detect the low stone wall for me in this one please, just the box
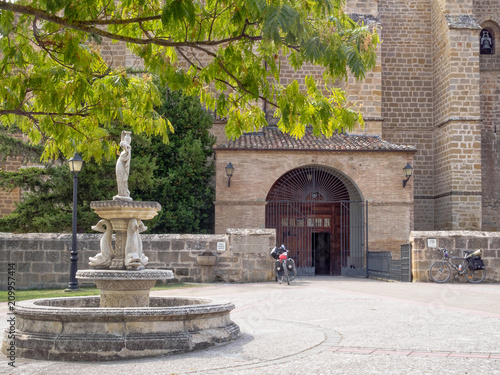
[0,228,276,290]
[410,231,500,282]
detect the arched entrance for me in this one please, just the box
[265,166,367,277]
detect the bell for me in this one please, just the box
[481,40,492,51]
[480,30,493,53]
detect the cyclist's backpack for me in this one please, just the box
[468,256,485,271]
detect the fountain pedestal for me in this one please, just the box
[76,270,173,307]
[90,200,161,270]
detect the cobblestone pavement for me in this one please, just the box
[2,277,500,374]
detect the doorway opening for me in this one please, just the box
[313,232,331,275]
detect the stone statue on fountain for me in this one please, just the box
[89,131,159,270]
[114,130,132,201]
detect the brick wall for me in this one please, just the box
[0,228,276,290]
[410,231,500,282]
[0,159,21,216]
[434,121,482,229]
[480,68,500,230]
[431,0,482,230]
[443,0,474,15]
[0,132,25,216]
[379,0,435,230]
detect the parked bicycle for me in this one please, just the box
[270,244,297,285]
[429,248,486,283]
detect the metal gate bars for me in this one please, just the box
[265,200,367,277]
[265,166,367,277]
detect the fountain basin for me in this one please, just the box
[90,200,161,221]
[5,296,240,361]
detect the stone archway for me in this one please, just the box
[265,165,366,276]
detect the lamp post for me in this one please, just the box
[67,152,84,291]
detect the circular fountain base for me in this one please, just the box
[4,296,240,361]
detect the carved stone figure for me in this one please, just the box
[114,131,132,201]
[88,132,159,270]
[89,219,114,267]
[124,218,149,270]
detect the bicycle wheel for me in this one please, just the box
[429,261,451,283]
[286,259,297,281]
[283,261,290,285]
[465,261,486,283]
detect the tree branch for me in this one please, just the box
[0,109,90,117]
[0,2,261,48]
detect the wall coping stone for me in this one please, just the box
[410,231,500,239]
[226,228,275,235]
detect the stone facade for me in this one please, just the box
[0,229,276,290]
[410,231,500,282]
[215,149,415,254]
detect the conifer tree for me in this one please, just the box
[0,90,215,234]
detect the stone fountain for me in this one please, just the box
[2,131,239,361]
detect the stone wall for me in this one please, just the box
[410,231,500,282]
[475,5,500,231]
[379,0,435,231]
[431,1,483,230]
[0,229,276,290]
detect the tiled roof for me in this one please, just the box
[215,127,417,152]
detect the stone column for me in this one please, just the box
[108,218,129,269]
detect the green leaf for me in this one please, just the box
[162,0,196,27]
[262,4,298,44]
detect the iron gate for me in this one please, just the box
[265,166,367,277]
[340,201,367,277]
[265,200,367,277]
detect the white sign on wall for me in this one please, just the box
[217,242,226,251]
[427,238,437,248]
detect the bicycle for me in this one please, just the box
[429,248,486,283]
[270,244,297,285]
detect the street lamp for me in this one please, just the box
[403,163,413,188]
[225,162,234,187]
[67,152,84,291]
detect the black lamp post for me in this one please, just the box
[225,162,234,187]
[67,152,84,291]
